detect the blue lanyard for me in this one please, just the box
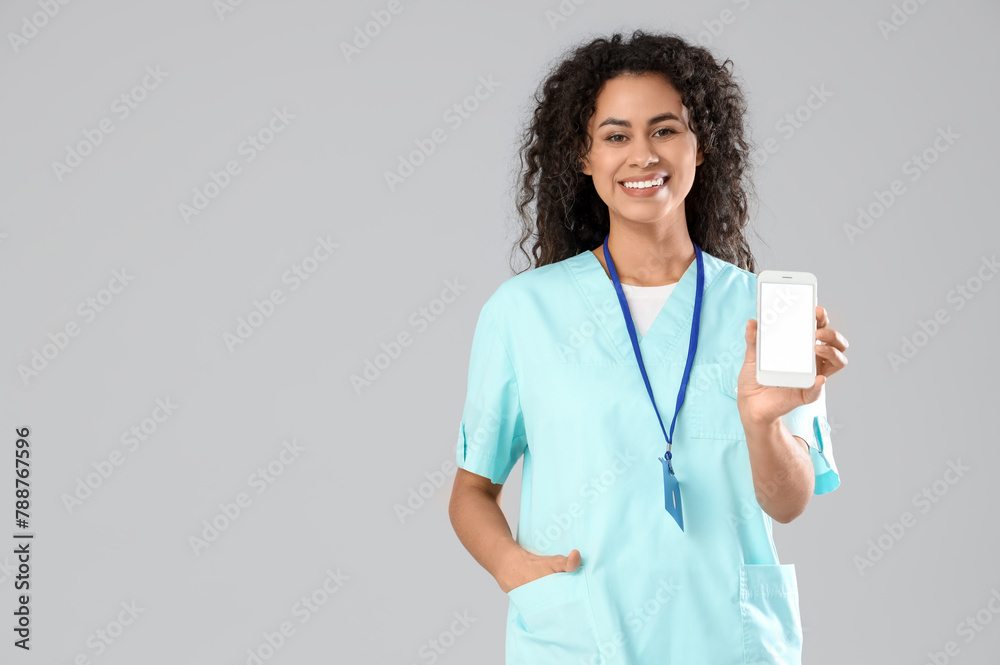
[603,234,704,530]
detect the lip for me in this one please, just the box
[618,174,669,197]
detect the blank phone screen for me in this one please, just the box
[759,282,813,373]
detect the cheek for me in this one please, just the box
[588,150,615,175]
[593,179,615,204]
[587,157,617,190]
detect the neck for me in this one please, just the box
[592,220,695,286]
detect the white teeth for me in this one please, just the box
[622,177,665,189]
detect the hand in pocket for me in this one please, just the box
[499,547,582,594]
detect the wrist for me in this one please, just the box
[737,396,776,427]
[494,540,529,591]
[739,404,781,433]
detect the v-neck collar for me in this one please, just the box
[565,246,723,364]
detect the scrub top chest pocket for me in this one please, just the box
[685,363,745,440]
[505,567,606,664]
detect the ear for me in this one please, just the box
[580,154,591,176]
[695,145,704,167]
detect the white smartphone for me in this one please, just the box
[756,270,817,388]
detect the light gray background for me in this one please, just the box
[1,0,998,663]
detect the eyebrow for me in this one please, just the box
[597,112,682,129]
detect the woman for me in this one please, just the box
[448,30,848,664]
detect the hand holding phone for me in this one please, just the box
[755,270,817,388]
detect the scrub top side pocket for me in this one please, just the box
[739,563,803,665]
[506,567,606,664]
[455,299,527,486]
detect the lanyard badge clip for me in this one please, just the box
[659,452,683,531]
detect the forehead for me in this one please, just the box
[591,73,688,120]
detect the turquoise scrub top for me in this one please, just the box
[455,247,841,665]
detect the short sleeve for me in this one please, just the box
[454,299,526,486]
[780,384,840,495]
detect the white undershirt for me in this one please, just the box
[621,282,677,339]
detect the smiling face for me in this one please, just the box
[580,72,704,231]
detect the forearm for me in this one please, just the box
[741,416,814,523]
[449,485,524,588]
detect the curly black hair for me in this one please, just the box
[509,29,761,274]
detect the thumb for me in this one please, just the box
[555,549,582,573]
[804,374,826,403]
[744,319,757,365]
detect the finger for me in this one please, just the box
[815,343,848,376]
[817,343,848,367]
[816,305,828,330]
[816,327,849,352]
[562,549,582,573]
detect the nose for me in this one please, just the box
[628,135,658,168]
